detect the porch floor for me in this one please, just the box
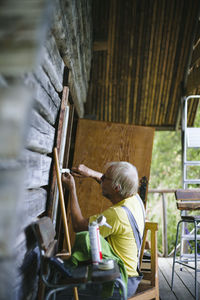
[158,257,200,300]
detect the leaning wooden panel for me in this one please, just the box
[69,119,154,241]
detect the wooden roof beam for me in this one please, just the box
[93,40,108,51]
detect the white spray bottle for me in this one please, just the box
[88,215,112,265]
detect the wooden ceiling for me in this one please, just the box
[85,0,200,130]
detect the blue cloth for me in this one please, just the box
[122,204,145,297]
[122,205,142,268]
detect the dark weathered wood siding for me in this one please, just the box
[0,1,92,299]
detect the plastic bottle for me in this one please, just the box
[89,215,111,265]
[88,221,102,264]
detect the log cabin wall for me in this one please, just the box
[0,1,92,300]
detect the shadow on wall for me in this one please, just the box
[19,226,40,300]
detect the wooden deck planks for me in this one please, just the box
[158,258,195,299]
[158,268,177,300]
[168,257,200,298]
[186,260,200,284]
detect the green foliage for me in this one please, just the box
[147,105,200,255]
[146,131,183,254]
[146,191,181,254]
[149,131,182,189]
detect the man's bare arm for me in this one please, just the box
[62,173,89,232]
[71,164,103,184]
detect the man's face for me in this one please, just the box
[101,167,115,202]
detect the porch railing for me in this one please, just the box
[148,189,176,257]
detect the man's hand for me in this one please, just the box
[71,164,103,184]
[62,173,75,190]
[71,164,91,178]
[62,171,89,232]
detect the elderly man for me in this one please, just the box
[62,162,145,299]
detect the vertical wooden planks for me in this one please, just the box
[68,119,155,242]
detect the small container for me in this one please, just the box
[98,259,114,270]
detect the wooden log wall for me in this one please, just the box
[5,36,64,300]
[52,0,93,117]
[0,1,92,299]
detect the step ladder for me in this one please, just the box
[181,95,200,259]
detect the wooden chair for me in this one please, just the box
[129,221,159,300]
[175,189,200,211]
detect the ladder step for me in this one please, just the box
[186,128,200,148]
[184,161,200,166]
[183,179,200,184]
[182,234,200,240]
[180,253,200,259]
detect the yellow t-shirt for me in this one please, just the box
[89,194,145,277]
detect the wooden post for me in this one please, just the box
[49,86,70,222]
[162,193,168,257]
[54,147,71,256]
[54,147,79,300]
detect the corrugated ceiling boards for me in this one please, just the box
[85,0,200,130]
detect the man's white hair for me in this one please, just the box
[106,161,139,198]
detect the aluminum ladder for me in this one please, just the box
[181,95,200,259]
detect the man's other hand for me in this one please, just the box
[62,173,75,190]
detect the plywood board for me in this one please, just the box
[68,119,154,242]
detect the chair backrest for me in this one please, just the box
[139,176,148,208]
[129,221,159,300]
[32,217,58,257]
[175,189,200,211]
[139,222,158,285]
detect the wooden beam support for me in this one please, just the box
[93,40,108,51]
[186,66,200,93]
[48,86,70,220]
[191,40,200,67]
